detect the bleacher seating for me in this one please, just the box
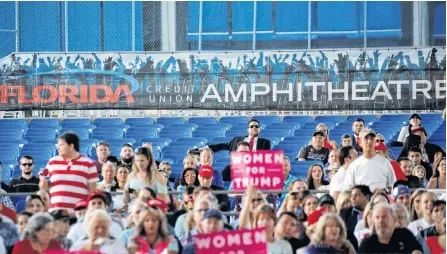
[432,1,446,41]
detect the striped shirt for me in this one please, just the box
[45,155,98,212]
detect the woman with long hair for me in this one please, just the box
[303,213,356,253]
[129,202,179,254]
[25,195,46,214]
[70,209,127,253]
[408,192,437,235]
[238,186,268,229]
[173,156,198,189]
[123,147,168,205]
[335,190,351,213]
[253,204,293,254]
[398,114,422,143]
[410,189,426,221]
[12,213,61,253]
[176,168,199,200]
[354,202,375,245]
[299,194,319,225]
[306,164,329,190]
[428,157,446,189]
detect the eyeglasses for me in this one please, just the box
[185,174,196,178]
[377,139,385,142]
[21,163,33,167]
[249,125,260,129]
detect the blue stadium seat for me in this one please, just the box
[0,119,27,128]
[432,2,446,40]
[93,118,124,126]
[125,118,154,126]
[125,131,157,140]
[346,115,377,125]
[314,115,345,124]
[212,137,234,143]
[275,1,317,41]
[168,123,199,132]
[188,117,217,126]
[106,138,136,146]
[187,1,229,41]
[232,1,273,41]
[267,122,301,132]
[196,125,228,132]
[16,200,26,213]
[29,119,59,127]
[220,116,248,125]
[359,2,402,40]
[60,119,91,127]
[252,116,281,125]
[315,2,360,40]
[157,117,186,125]
[283,116,313,123]
[60,128,90,140]
[139,138,172,147]
[176,137,208,146]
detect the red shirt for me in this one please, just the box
[426,236,445,254]
[323,140,333,150]
[12,239,61,254]
[390,160,407,181]
[0,204,16,223]
[45,155,99,213]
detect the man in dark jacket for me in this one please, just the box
[208,120,271,152]
[197,165,230,211]
[339,185,372,233]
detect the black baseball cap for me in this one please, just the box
[50,209,70,221]
[318,194,335,206]
[313,131,325,137]
[409,114,422,120]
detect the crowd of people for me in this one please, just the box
[0,113,444,254]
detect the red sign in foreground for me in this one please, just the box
[194,227,267,254]
[230,150,284,191]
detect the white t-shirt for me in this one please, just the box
[343,155,396,192]
[408,218,434,235]
[70,238,128,254]
[67,218,124,244]
[268,239,293,254]
[329,166,347,195]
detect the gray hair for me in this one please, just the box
[21,212,53,241]
[391,203,410,225]
[195,194,219,210]
[84,209,112,238]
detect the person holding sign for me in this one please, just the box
[237,186,267,229]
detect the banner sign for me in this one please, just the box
[0,48,445,110]
[194,227,267,254]
[231,151,284,191]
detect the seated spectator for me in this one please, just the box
[359,203,423,253]
[410,189,426,221]
[282,156,297,192]
[97,163,117,191]
[9,156,40,193]
[25,195,45,214]
[94,141,111,177]
[173,156,198,189]
[299,194,318,226]
[17,211,32,236]
[50,209,72,250]
[392,203,411,228]
[341,134,353,148]
[343,128,396,192]
[335,190,351,213]
[413,165,428,187]
[288,179,308,193]
[351,118,365,152]
[418,200,446,241]
[118,201,146,249]
[428,157,446,189]
[35,190,50,212]
[425,213,446,254]
[370,191,391,205]
[375,142,406,181]
[70,209,127,253]
[252,204,293,254]
[393,185,411,209]
[175,168,199,200]
[306,164,329,190]
[411,126,446,164]
[236,186,267,229]
[123,147,168,206]
[197,165,230,211]
[297,207,326,248]
[397,157,423,188]
[315,123,337,150]
[339,185,371,233]
[408,192,437,235]
[330,146,357,200]
[221,141,250,181]
[317,194,336,213]
[353,202,374,245]
[275,212,307,253]
[324,149,340,181]
[182,209,225,254]
[277,192,302,217]
[198,148,222,187]
[0,188,14,211]
[111,165,130,212]
[397,113,422,143]
[297,131,330,164]
[120,143,134,168]
[158,161,172,181]
[128,199,179,254]
[12,213,61,254]
[376,134,395,160]
[67,192,124,244]
[73,200,87,221]
[168,186,195,227]
[402,138,433,179]
[301,213,356,254]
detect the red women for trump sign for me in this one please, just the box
[230,150,284,191]
[194,227,267,254]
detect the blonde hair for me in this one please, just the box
[134,206,169,242]
[84,209,112,238]
[183,156,197,167]
[412,165,426,179]
[253,204,277,227]
[335,190,351,213]
[311,213,350,249]
[363,202,374,228]
[199,148,214,164]
[184,194,218,233]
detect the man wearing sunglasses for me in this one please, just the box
[9,155,40,193]
[205,120,271,153]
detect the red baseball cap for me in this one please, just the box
[147,198,169,213]
[307,207,326,226]
[198,165,214,178]
[374,142,388,152]
[74,200,87,210]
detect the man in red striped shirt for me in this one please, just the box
[39,133,98,213]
